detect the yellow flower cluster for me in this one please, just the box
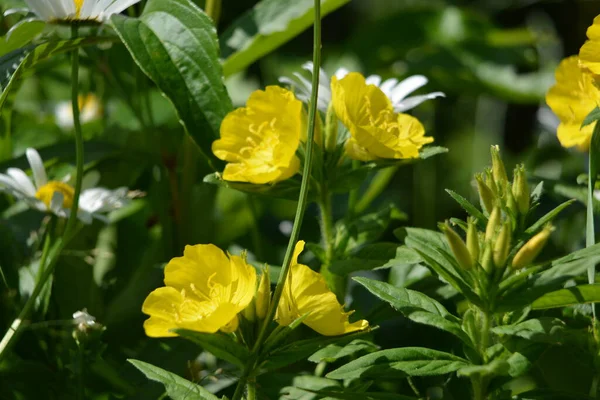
[546,17,600,151]
[142,241,368,337]
[212,72,433,184]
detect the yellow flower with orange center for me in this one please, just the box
[546,56,600,151]
[331,72,433,161]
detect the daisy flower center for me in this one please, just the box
[35,181,75,209]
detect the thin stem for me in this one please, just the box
[354,165,398,215]
[318,190,344,300]
[230,0,321,398]
[347,160,360,217]
[205,0,221,24]
[64,24,84,238]
[246,379,256,400]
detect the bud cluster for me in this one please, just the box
[442,146,553,283]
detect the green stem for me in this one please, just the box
[231,0,321,398]
[246,379,256,400]
[318,190,344,300]
[64,24,84,238]
[347,160,360,217]
[204,0,221,23]
[471,377,486,400]
[354,166,398,215]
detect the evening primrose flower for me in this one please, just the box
[0,148,129,224]
[332,72,434,161]
[142,244,257,337]
[276,241,369,336]
[55,94,102,129]
[279,62,444,113]
[579,15,600,75]
[25,0,141,22]
[212,86,302,184]
[546,56,600,151]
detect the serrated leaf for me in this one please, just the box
[128,359,219,400]
[173,329,250,367]
[531,284,600,310]
[326,347,470,379]
[220,0,350,76]
[111,0,232,170]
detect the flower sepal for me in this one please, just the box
[173,329,251,368]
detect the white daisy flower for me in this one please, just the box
[0,148,130,224]
[279,62,445,113]
[24,0,141,22]
[73,309,97,330]
[55,94,102,130]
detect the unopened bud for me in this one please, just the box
[512,165,530,215]
[512,225,554,269]
[324,103,338,152]
[255,267,271,320]
[491,145,508,188]
[505,184,518,216]
[466,218,479,264]
[442,222,473,270]
[493,222,511,267]
[476,174,495,214]
[485,206,501,242]
[480,241,494,274]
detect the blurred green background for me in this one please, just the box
[1,0,600,398]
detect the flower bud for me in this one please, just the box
[480,241,494,274]
[485,206,501,242]
[442,222,473,270]
[512,165,530,215]
[466,217,479,264]
[493,222,511,267]
[324,103,338,152]
[505,183,518,216]
[255,267,271,320]
[512,225,554,269]
[476,174,495,214]
[490,145,508,189]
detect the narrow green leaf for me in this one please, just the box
[524,199,575,236]
[220,0,349,76]
[173,329,250,367]
[111,0,233,170]
[445,189,487,225]
[326,347,470,380]
[308,339,379,363]
[0,19,45,56]
[491,318,566,342]
[203,172,306,201]
[299,390,419,400]
[582,106,600,128]
[587,122,600,309]
[330,243,399,275]
[531,284,600,310]
[128,359,218,400]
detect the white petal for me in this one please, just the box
[333,67,350,79]
[394,92,445,113]
[24,0,55,19]
[391,75,428,103]
[49,191,64,214]
[25,148,47,188]
[102,0,141,17]
[0,173,22,193]
[365,75,382,87]
[6,168,36,196]
[379,78,399,97]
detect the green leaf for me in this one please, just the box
[523,199,575,236]
[457,359,509,378]
[390,246,422,265]
[0,19,45,56]
[445,189,487,225]
[299,390,419,400]
[587,122,600,291]
[220,0,350,76]
[308,339,379,363]
[531,284,600,310]
[326,347,470,379]
[173,329,250,367]
[582,106,600,128]
[330,243,399,275]
[203,172,309,201]
[128,359,219,400]
[491,318,566,343]
[110,0,232,170]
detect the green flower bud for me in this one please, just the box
[485,206,501,242]
[512,164,530,215]
[442,222,473,270]
[324,103,338,152]
[512,225,554,269]
[493,222,511,267]
[466,217,479,264]
[255,267,271,320]
[480,241,494,274]
[505,183,518,216]
[476,174,495,214]
[490,145,508,189]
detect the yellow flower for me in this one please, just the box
[546,56,600,151]
[331,72,433,161]
[276,241,369,336]
[212,86,303,184]
[579,15,600,75]
[142,244,257,337]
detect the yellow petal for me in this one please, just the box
[580,15,600,75]
[546,56,600,151]
[331,72,432,161]
[212,86,303,184]
[143,316,179,338]
[141,287,183,337]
